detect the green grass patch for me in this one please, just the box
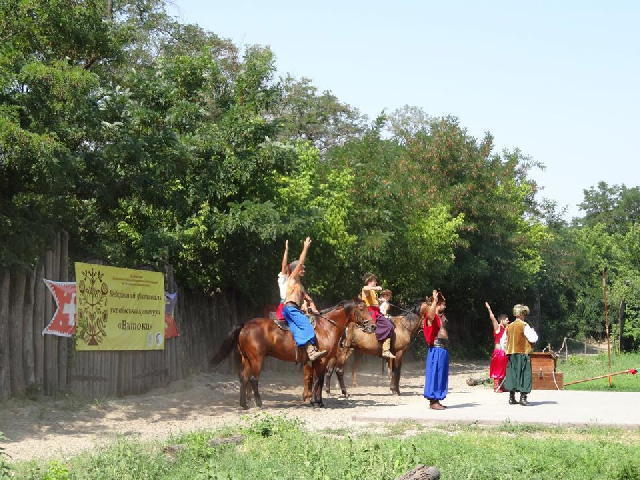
[560,352,640,391]
[8,414,640,480]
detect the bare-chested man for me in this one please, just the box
[282,237,327,362]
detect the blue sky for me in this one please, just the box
[168,1,639,219]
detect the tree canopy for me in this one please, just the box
[1,0,638,351]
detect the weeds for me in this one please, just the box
[8,415,640,479]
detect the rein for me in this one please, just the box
[387,302,416,315]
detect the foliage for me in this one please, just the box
[10,417,640,479]
[561,352,640,392]
[1,0,638,350]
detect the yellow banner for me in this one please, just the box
[74,263,165,351]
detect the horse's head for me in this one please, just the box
[414,299,429,318]
[348,297,373,329]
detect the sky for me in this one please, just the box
[168,1,639,219]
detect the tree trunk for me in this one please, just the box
[395,465,441,480]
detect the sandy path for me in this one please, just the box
[0,358,485,461]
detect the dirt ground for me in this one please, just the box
[0,358,485,462]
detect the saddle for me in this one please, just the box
[271,314,316,331]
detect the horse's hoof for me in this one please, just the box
[339,393,350,399]
[312,402,324,408]
[240,404,249,410]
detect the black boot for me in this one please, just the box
[509,391,517,405]
[519,393,528,406]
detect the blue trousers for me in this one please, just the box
[283,305,316,347]
[423,347,449,401]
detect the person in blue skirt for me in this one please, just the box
[422,289,449,410]
[282,237,326,362]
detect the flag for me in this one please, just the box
[165,291,179,339]
[42,280,77,337]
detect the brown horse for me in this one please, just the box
[211,299,370,409]
[325,301,426,396]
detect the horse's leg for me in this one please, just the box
[336,347,353,397]
[311,361,327,408]
[351,350,361,387]
[390,351,404,395]
[325,357,335,395]
[239,354,251,409]
[248,354,264,407]
[302,363,313,403]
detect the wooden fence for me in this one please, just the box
[0,232,252,400]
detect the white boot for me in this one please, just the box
[381,338,396,359]
[306,343,327,362]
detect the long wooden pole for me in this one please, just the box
[564,369,636,386]
[602,268,612,387]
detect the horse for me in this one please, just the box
[210,299,370,409]
[325,300,426,397]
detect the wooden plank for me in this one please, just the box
[9,269,26,395]
[22,267,36,387]
[33,261,45,387]
[58,231,69,391]
[532,372,563,390]
[43,246,56,395]
[0,270,11,399]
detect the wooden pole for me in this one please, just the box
[602,268,612,387]
[564,369,636,386]
[0,270,11,399]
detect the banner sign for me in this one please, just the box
[164,291,179,339]
[74,263,165,351]
[42,280,77,337]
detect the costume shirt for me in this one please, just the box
[423,313,441,346]
[494,326,506,348]
[277,273,288,302]
[361,288,379,307]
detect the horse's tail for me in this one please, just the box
[211,323,244,365]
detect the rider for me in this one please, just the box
[379,289,392,317]
[361,273,395,359]
[275,240,289,321]
[423,289,449,410]
[283,237,327,362]
[485,302,509,392]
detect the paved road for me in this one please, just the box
[354,388,640,427]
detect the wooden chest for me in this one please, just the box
[530,352,563,390]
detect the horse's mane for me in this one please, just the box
[319,299,354,314]
[409,299,426,315]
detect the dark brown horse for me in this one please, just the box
[325,301,426,397]
[211,299,370,409]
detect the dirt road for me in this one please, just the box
[0,359,483,461]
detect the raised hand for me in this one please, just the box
[303,237,312,249]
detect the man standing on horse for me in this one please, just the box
[283,237,327,362]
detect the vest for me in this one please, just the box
[506,319,533,354]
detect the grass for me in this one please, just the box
[8,414,640,480]
[559,352,640,391]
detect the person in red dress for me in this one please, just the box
[485,302,509,392]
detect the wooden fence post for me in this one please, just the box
[9,269,26,394]
[33,261,45,387]
[23,267,36,387]
[58,231,69,391]
[0,270,11,399]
